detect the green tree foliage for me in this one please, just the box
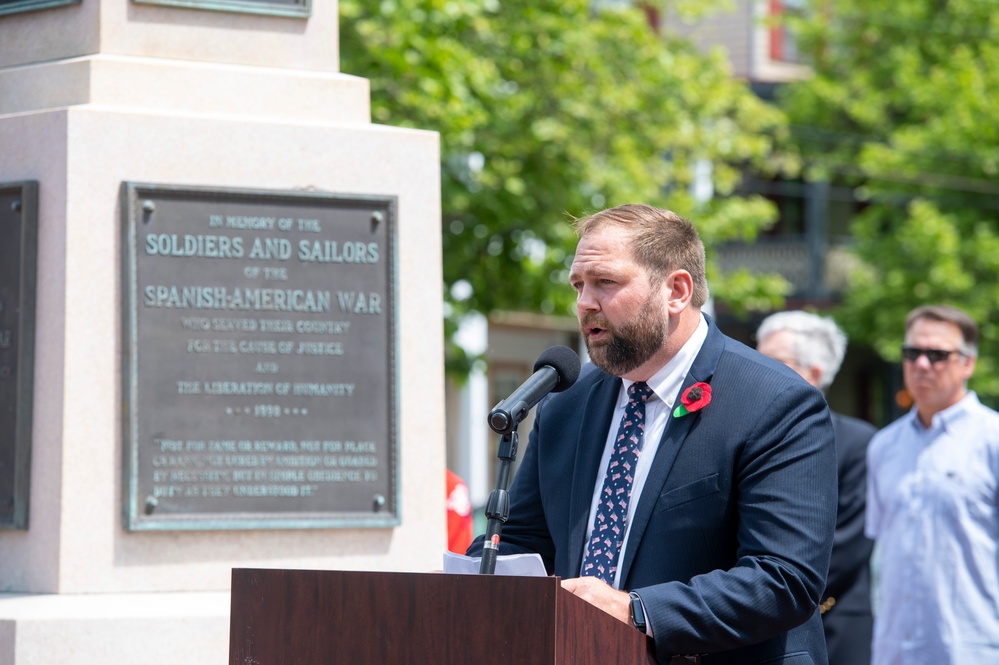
[779,0,999,401]
[340,0,790,375]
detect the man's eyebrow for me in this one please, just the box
[572,261,612,275]
[572,267,618,281]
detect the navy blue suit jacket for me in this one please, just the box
[470,319,837,664]
[821,412,876,665]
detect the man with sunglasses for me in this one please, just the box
[866,304,999,665]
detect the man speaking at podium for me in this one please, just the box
[468,204,837,664]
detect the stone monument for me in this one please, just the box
[0,0,445,662]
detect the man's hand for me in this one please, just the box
[560,576,631,625]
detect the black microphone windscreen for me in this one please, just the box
[533,345,581,393]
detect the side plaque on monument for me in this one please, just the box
[0,0,79,17]
[0,181,38,530]
[121,183,398,530]
[131,0,308,19]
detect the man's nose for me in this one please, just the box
[576,285,599,313]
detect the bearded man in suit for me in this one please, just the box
[468,204,838,664]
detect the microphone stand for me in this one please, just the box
[478,429,519,575]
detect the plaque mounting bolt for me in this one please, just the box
[372,494,386,511]
[370,211,384,227]
[144,496,158,515]
[11,199,21,212]
[142,200,156,213]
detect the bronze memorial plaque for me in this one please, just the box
[0,182,38,530]
[121,183,398,530]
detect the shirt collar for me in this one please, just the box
[620,314,710,407]
[907,390,980,433]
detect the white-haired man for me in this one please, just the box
[757,311,876,665]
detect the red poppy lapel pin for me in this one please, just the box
[673,382,712,418]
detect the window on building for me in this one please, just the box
[769,0,806,64]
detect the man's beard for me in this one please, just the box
[582,294,666,376]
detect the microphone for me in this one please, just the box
[488,345,581,434]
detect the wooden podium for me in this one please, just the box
[229,568,658,664]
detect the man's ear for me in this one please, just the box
[806,365,824,389]
[960,354,977,381]
[664,270,694,315]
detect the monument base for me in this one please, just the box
[0,590,230,665]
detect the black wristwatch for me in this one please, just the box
[628,590,647,634]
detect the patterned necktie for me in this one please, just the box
[581,381,654,585]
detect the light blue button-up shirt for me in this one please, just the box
[866,392,999,665]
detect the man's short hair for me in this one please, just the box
[905,304,979,356]
[573,204,709,307]
[756,310,847,391]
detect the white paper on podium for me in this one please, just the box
[442,550,548,577]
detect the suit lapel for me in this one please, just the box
[566,373,620,578]
[618,319,726,585]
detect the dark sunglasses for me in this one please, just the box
[900,346,965,363]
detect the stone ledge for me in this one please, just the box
[0,54,370,123]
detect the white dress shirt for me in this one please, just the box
[582,314,709,589]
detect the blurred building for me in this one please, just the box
[658,0,811,88]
